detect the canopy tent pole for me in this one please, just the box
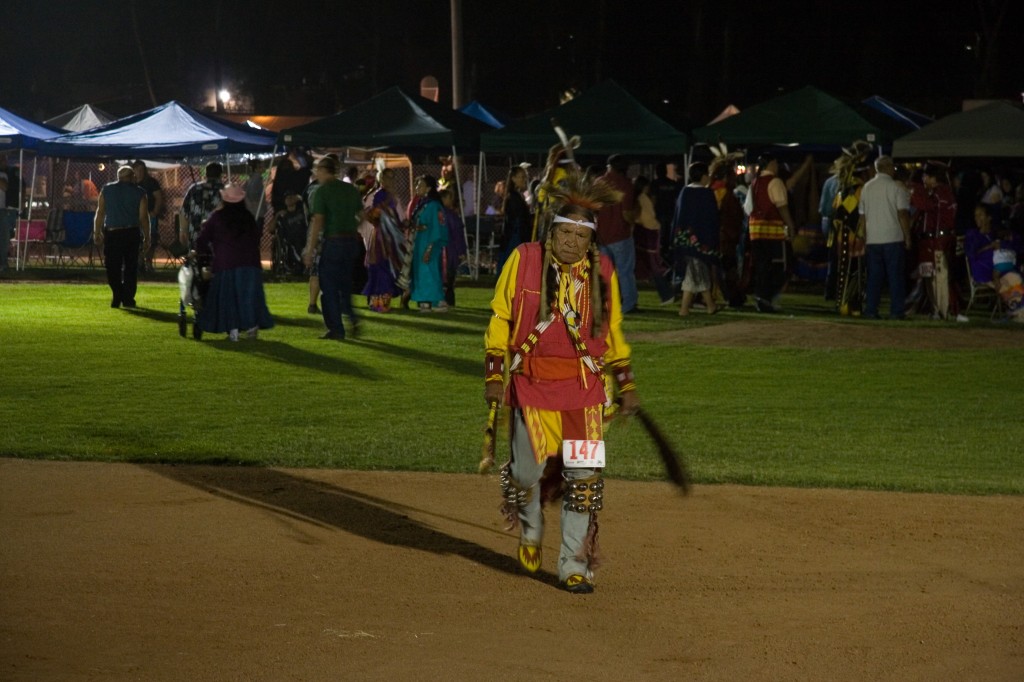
[27,155,39,269]
[15,150,25,270]
[27,154,38,228]
[254,144,278,221]
[475,150,484,279]
[61,158,70,200]
[224,154,231,183]
[450,145,470,281]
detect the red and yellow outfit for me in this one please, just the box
[748,172,788,242]
[909,182,958,317]
[485,243,631,460]
[484,241,633,584]
[748,171,791,306]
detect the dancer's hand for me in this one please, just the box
[619,390,640,416]
[484,382,503,405]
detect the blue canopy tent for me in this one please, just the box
[38,101,278,159]
[862,96,933,130]
[0,106,63,151]
[1,107,64,270]
[459,100,512,129]
[35,102,278,270]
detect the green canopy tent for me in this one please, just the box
[480,80,691,157]
[693,86,912,148]
[278,86,493,276]
[477,81,690,274]
[277,86,489,153]
[892,100,1024,158]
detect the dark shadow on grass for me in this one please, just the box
[209,338,383,378]
[126,306,325,331]
[363,310,487,336]
[139,463,557,585]
[356,337,479,377]
[261,314,324,329]
[122,306,184,325]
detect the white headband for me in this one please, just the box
[552,214,596,230]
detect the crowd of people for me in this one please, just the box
[476,147,1024,324]
[53,139,1024,336]
[820,148,1024,322]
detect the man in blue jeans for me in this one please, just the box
[858,156,911,320]
[596,155,639,313]
[0,162,17,272]
[0,208,14,273]
[303,156,364,340]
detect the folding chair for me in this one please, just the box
[56,210,98,268]
[963,254,1003,319]
[13,218,48,268]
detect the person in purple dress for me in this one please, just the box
[362,168,406,312]
[439,188,468,307]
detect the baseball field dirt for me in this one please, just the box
[2,457,1021,681]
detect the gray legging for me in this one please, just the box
[509,409,598,582]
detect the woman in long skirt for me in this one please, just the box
[362,168,406,312]
[194,184,274,340]
[408,175,448,313]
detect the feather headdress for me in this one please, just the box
[541,167,623,217]
[708,142,744,179]
[534,166,620,332]
[829,140,874,177]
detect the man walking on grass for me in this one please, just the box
[303,156,364,341]
[94,166,149,308]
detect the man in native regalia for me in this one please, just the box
[827,141,874,316]
[745,151,799,313]
[483,164,639,594]
[908,163,958,319]
[708,144,747,308]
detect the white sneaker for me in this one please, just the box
[956,314,969,323]
[246,326,259,339]
[228,329,239,342]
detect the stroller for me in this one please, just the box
[177,252,211,339]
[272,217,307,277]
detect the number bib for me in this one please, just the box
[561,439,606,468]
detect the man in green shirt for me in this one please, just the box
[304,156,364,340]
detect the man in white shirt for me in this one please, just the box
[857,156,911,319]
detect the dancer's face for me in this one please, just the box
[551,215,593,264]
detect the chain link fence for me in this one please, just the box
[12,155,521,278]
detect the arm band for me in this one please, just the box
[609,360,636,393]
[485,354,504,384]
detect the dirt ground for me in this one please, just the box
[1,457,1021,682]
[633,316,1024,350]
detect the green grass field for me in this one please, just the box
[2,272,1022,495]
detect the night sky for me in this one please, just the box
[3,0,1022,128]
